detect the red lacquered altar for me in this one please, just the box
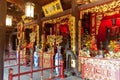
[78,1,120,80]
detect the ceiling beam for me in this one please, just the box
[41,8,72,21]
[7,0,25,12]
[78,0,113,10]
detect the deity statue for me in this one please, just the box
[55,45,63,76]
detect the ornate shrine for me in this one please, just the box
[41,14,76,53]
[79,0,120,57]
[39,14,76,68]
[17,18,39,64]
[3,0,120,80]
[78,1,120,80]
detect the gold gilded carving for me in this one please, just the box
[82,1,120,13]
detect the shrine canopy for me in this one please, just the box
[101,14,120,21]
[97,14,120,43]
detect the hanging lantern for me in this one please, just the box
[25,2,35,18]
[76,0,83,4]
[6,15,13,26]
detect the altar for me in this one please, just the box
[80,57,120,80]
[39,49,54,68]
[78,1,120,79]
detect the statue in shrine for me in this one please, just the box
[34,45,39,67]
[55,45,63,76]
[106,26,120,41]
[106,18,120,41]
[89,36,98,57]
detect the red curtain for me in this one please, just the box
[116,18,120,26]
[97,14,120,44]
[59,24,69,35]
[97,19,112,42]
[101,14,120,21]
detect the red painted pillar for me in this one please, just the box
[49,51,52,79]
[8,44,10,65]
[9,68,13,80]
[30,48,33,80]
[82,63,84,79]
[60,60,64,79]
[24,54,27,66]
[41,49,44,80]
[18,48,20,80]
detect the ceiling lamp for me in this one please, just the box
[25,2,35,18]
[89,0,98,3]
[76,0,83,4]
[6,15,13,26]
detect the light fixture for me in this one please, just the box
[76,0,83,4]
[25,2,35,18]
[6,15,13,26]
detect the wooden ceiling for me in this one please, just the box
[6,0,112,33]
[7,0,57,11]
[6,0,72,15]
[6,0,72,28]
[6,0,111,26]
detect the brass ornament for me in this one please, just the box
[81,1,120,13]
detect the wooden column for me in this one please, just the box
[71,0,80,75]
[37,13,42,48]
[0,0,6,80]
[71,0,79,55]
[35,3,43,48]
